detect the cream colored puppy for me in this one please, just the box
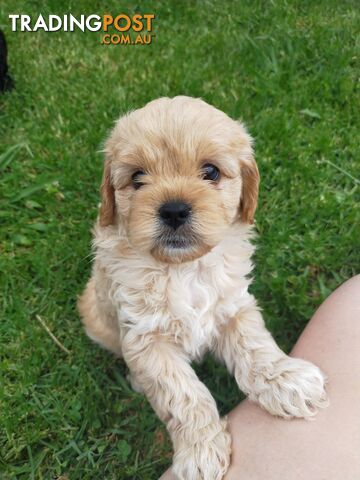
[78,96,328,480]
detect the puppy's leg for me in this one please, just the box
[216,295,328,418]
[78,271,122,357]
[122,331,231,480]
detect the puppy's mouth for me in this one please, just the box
[156,231,196,250]
[151,227,213,263]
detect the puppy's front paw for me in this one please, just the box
[172,418,231,480]
[251,356,328,418]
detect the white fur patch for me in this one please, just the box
[94,223,254,359]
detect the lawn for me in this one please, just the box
[0,1,359,479]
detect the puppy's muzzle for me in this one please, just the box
[158,201,191,230]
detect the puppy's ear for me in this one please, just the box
[99,160,116,227]
[240,158,260,224]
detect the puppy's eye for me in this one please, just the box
[131,170,145,189]
[201,163,220,182]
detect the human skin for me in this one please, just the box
[160,275,360,480]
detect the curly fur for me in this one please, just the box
[78,96,328,480]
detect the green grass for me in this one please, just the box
[1,1,359,478]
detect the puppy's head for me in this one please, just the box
[100,96,259,263]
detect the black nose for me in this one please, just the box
[158,201,191,230]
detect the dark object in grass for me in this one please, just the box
[0,30,14,92]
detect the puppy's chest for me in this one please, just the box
[110,252,250,358]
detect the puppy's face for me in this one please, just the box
[100,96,259,263]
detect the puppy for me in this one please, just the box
[78,96,328,480]
[0,30,14,92]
